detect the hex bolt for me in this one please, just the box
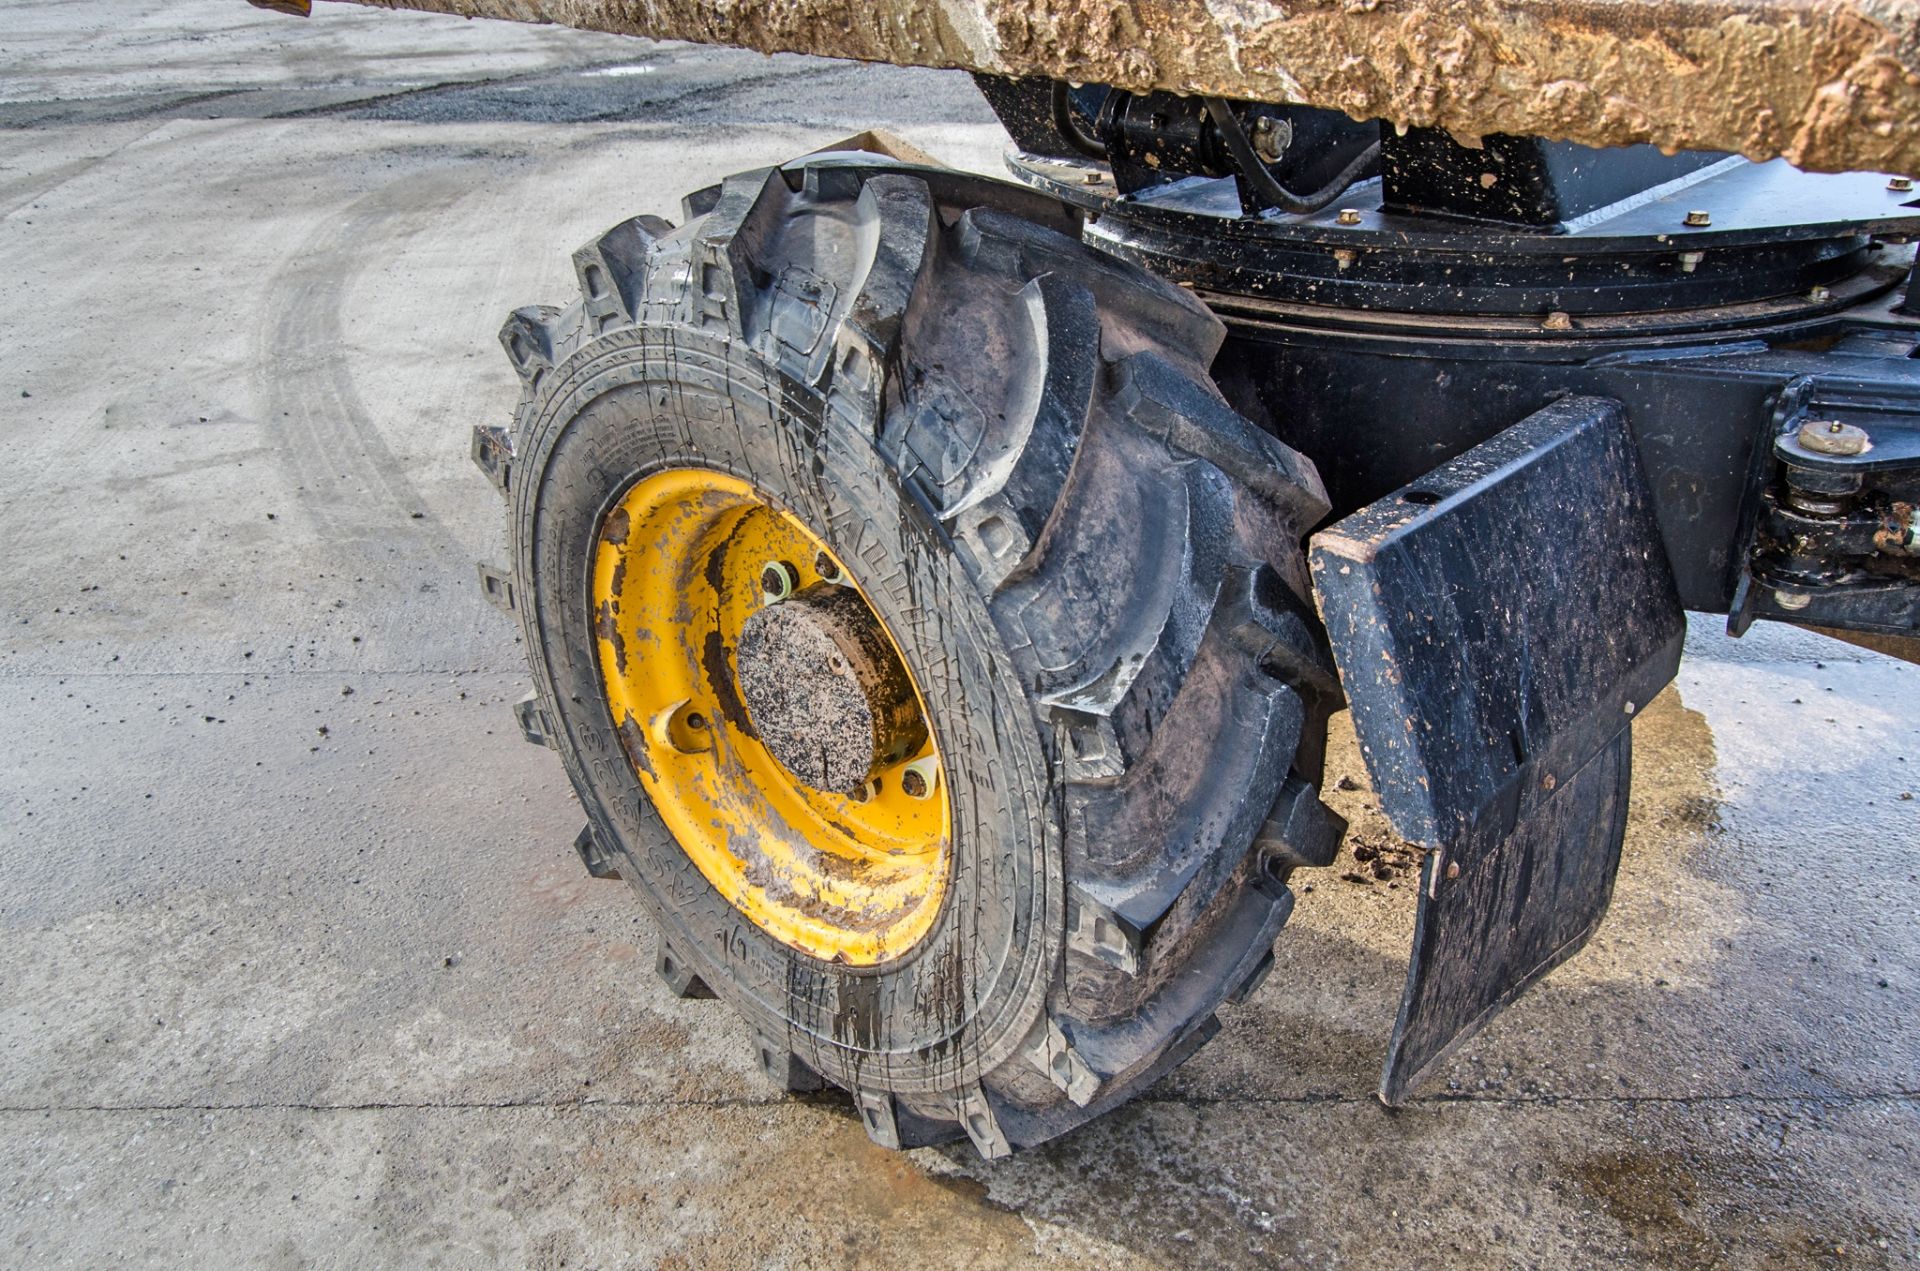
[1445,861,1462,880]
[1808,284,1832,302]
[1797,419,1870,456]
[760,560,797,602]
[814,550,841,582]
[1891,176,1914,192]
[900,755,939,800]
[1249,115,1292,164]
[1541,311,1574,331]
[1336,208,1362,226]
[1774,589,1812,611]
[1678,250,1704,273]
[1684,209,1712,227]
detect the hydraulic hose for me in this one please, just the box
[1051,81,1108,160]
[1202,97,1380,216]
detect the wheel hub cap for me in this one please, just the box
[735,584,928,794]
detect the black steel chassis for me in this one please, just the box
[969,79,1920,1099]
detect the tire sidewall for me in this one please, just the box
[513,322,1061,1095]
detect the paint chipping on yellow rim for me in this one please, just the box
[591,468,950,966]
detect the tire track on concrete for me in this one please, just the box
[0,120,172,220]
[252,162,475,548]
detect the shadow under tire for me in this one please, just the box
[495,159,1342,1156]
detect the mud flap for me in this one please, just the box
[1310,396,1684,1104]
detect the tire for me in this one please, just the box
[481,159,1346,1156]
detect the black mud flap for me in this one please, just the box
[1310,396,1684,1104]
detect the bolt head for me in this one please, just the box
[898,757,938,800]
[760,561,796,601]
[1773,589,1812,611]
[1890,176,1914,192]
[1808,284,1832,302]
[1249,115,1291,164]
[1336,208,1362,226]
[1684,209,1712,227]
[1797,419,1870,456]
[814,551,841,582]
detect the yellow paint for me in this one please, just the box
[591,468,950,965]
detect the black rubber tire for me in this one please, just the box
[485,159,1346,1157]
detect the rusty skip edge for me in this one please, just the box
[300,0,1920,177]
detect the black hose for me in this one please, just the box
[1051,81,1108,161]
[1202,97,1380,216]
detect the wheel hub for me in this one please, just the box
[736,584,928,794]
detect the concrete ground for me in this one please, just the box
[2,2,1917,1266]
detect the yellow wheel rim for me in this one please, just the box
[590,468,951,966]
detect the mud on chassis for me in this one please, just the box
[460,81,1920,1156]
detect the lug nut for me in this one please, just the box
[1336,208,1362,226]
[900,756,938,800]
[760,560,797,602]
[1684,209,1711,227]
